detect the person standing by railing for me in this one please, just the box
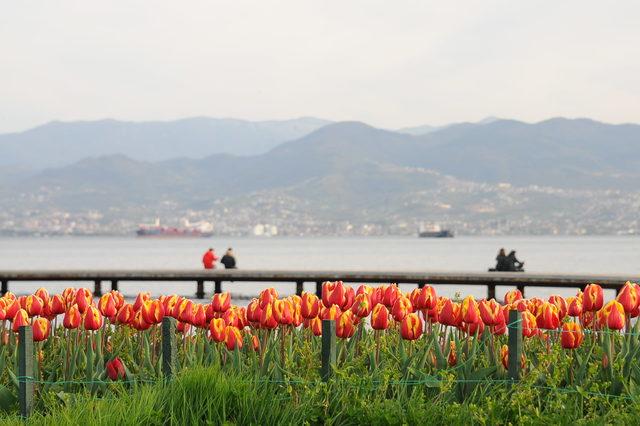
[202,248,218,269]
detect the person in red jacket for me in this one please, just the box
[202,248,218,269]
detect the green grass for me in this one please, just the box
[2,366,640,425]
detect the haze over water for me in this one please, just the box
[0,236,636,301]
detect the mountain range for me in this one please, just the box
[1,116,639,235]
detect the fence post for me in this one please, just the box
[1,280,7,296]
[315,281,323,298]
[111,280,118,292]
[296,281,304,296]
[214,280,222,294]
[418,282,425,289]
[507,309,522,381]
[196,280,205,299]
[94,280,102,297]
[487,284,496,300]
[162,317,177,380]
[321,319,336,382]
[18,325,34,418]
[516,284,525,298]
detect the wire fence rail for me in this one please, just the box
[9,314,639,418]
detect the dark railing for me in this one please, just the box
[0,270,634,299]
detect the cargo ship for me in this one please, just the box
[136,219,213,238]
[418,223,454,238]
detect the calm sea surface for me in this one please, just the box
[0,236,637,300]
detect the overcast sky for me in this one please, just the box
[1,1,638,133]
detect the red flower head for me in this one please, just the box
[400,313,423,340]
[12,309,30,333]
[98,293,117,318]
[106,357,126,381]
[83,306,103,331]
[211,292,232,313]
[63,304,82,329]
[410,285,437,310]
[582,284,604,312]
[259,288,278,310]
[209,318,226,342]
[561,322,584,349]
[479,299,501,326]
[336,310,356,339]
[301,292,320,319]
[32,317,51,342]
[371,304,389,330]
[225,325,243,351]
[352,293,372,318]
[322,281,346,308]
[391,296,413,322]
[616,282,639,314]
[25,295,44,317]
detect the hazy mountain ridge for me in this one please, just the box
[3,117,640,236]
[0,116,332,168]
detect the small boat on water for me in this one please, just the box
[418,224,454,238]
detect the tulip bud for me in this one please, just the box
[25,295,44,317]
[504,289,523,304]
[75,288,93,314]
[447,341,457,366]
[251,334,260,352]
[521,311,538,338]
[133,292,150,312]
[32,317,51,342]
[352,293,372,318]
[273,299,294,325]
[209,318,226,342]
[371,304,389,330]
[320,304,342,321]
[115,304,135,325]
[616,282,639,314]
[598,300,625,330]
[191,304,208,328]
[356,284,374,297]
[438,299,462,327]
[105,357,126,381]
[535,302,560,330]
[224,325,243,351]
[567,296,582,317]
[176,299,194,324]
[260,302,278,329]
[246,299,263,325]
[63,304,82,329]
[50,294,66,315]
[223,307,242,329]
[461,296,480,324]
[83,306,103,331]
[98,293,117,318]
[211,292,231,313]
[322,281,346,309]
[390,295,412,322]
[383,285,401,308]
[301,292,320,319]
[479,299,501,326]
[259,288,278,309]
[301,316,321,336]
[400,313,423,340]
[141,299,165,325]
[163,295,181,318]
[336,310,356,339]
[561,322,584,349]
[12,309,30,333]
[410,285,437,310]
[582,284,604,312]
[548,295,568,320]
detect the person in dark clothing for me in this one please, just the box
[506,250,524,271]
[495,248,508,271]
[220,248,237,269]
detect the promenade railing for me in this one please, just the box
[0,270,634,299]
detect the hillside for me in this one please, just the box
[0,116,331,168]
